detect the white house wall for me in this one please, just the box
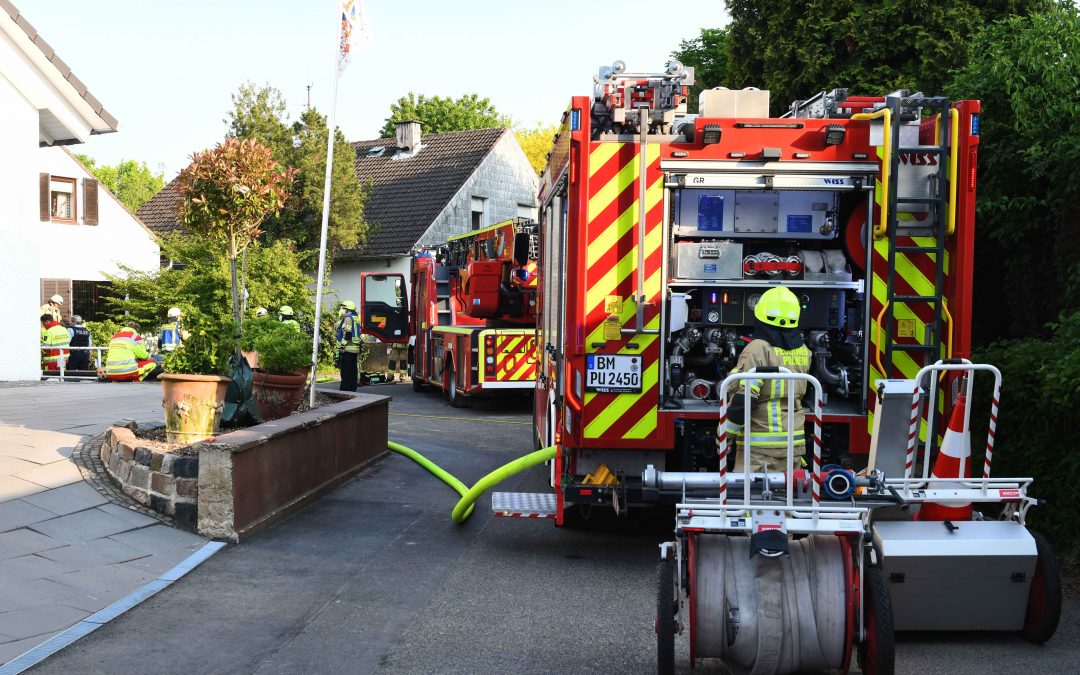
[328,257,412,311]
[416,132,539,248]
[0,62,45,381]
[38,148,159,280]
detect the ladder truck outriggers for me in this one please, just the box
[493,61,1060,673]
[358,218,540,405]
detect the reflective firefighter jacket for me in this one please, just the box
[341,314,362,354]
[106,329,150,378]
[723,338,812,458]
[159,320,182,352]
[41,321,70,369]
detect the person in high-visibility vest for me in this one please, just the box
[278,306,301,331]
[337,301,361,391]
[718,286,812,472]
[159,307,184,353]
[40,314,70,371]
[105,322,162,382]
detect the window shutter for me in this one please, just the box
[84,178,99,225]
[40,173,51,221]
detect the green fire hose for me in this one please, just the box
[387,441,556,523]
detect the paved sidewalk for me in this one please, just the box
[0,381,206,665]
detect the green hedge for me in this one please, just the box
[971,310,1080,562]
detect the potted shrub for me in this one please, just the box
[252,324,313,420]
[239,315,279,370]
[160,316,234,442]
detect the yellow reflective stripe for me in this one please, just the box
[588,156,638,223]
[584,216,664,313]
[586,171,664,267]
[588,143,621,178]
[625,405,659,439]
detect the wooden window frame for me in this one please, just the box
[50,176,77,224]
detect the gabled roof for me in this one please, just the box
[135,176,183,237]
[349,127,509,256]
[0,0,119,140]
[136,127,511,253]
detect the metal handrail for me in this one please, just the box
[851,107,893,240]
[946,107,959,236]
[40,345,108,381]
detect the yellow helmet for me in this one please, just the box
[754,287,801,328]
[340,300,357,311]
[279,305,294,315]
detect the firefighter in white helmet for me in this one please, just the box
[40,294,63,323]
[159,307,184,353]
[719,286,812,472]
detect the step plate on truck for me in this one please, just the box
[492,492,557,519]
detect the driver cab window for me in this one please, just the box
[366,276,404,308]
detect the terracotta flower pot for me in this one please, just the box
[252,371,307,420]
[160,373,231,443]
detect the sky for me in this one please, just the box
[24,0,730,178]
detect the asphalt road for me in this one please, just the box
[32,383,1080,674]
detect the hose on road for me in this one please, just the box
[386,441,556,524]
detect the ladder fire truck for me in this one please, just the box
[359,218,540,406]
[490,61,1059,673]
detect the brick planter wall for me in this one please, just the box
[100,424,199,527]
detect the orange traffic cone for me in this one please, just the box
[915,393,973,522]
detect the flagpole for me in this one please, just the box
[309,41,341,407]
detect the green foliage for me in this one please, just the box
[239,316,278,352]
[75,155,166,212]
[254,324,313,374]
[672,27,732,113]
[379,93,510,138]
[514,123,558,176]
[227,83,369,254]
[83,319,123,349]
[971,310,1080,560]
[718,0,1050,115]
[162,314,235,376]
[104,235,316,340]
[947,4,1080,339]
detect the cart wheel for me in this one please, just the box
[858,564,895,675]
[1019,531,1062,644]
[656,555,676,675]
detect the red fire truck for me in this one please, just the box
[359,218,540,406]
[509,61,979,523]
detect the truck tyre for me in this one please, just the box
[858,563,895,675]
[1019,531,1062,644]
[656,555,676,675]
[447,367,467,408]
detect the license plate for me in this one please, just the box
[585,354,642,394]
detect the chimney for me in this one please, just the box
[395,120,421,151]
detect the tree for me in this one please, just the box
[514,123,559,175]
[75,155,165,212]
[177,138,296,352]
[948,3,1080,340]
[720,0,1052,115]
[226,83,369,255]
[671,28,732,113]
[379,93,510,138]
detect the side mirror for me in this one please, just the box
[513,232,531,267]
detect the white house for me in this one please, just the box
[0,0,122,380]
[37,147,160,319]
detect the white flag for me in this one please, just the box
[338,0,371,74]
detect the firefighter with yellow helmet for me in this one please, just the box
[718,286,812,472]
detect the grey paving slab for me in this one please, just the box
[20,482,108,516]
[94,503,157,530]
[36,538,150,569]
[48,565,155,596]
[0,603,88,641]
[0,456,39,475]
[108,524,206,553]
[0,634,59,665]
[0,555,77,583]
[13,461,82,490]
[0,499,56,533]
[0,579,88,613]
[0,529,65,560]
[0,476,41,504]
[28,509,146,545]
[0,445,74,465]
